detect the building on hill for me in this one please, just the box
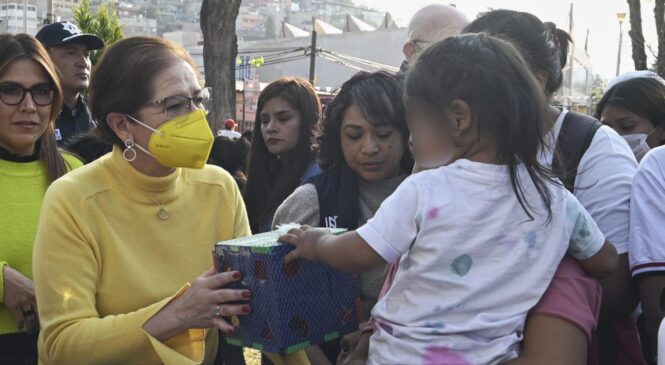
[1,0,39,34]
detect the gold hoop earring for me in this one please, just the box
[123,139,137,162]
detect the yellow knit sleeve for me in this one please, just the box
[145,284,213,365]
[0,261,7,304]
[33,178,209,365]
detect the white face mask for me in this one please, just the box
[623,133,652,162]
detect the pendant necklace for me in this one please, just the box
[157,206,169,220]
[117,166,175,221]
[133,184,172,220]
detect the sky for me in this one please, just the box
[355,0,654,81]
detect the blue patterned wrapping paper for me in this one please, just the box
[213,229,361,354]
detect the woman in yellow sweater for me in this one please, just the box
[32,37,247,365]
[0,34,83,363]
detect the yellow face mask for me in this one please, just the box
[126,109,214,169]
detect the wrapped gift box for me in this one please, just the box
[213,228,361,354]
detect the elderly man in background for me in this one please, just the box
[399,3,469,73]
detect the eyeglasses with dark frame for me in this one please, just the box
[145,87,212,117]
[411,39,433,51]
[0,82,55,106]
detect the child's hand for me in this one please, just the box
[279,225,328,263]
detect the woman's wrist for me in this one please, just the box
[143,299,188,342]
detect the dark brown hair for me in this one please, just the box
[407,33,556,220]
[464,10,572,97]
[244,77,321,232]
[595,77,665,129]
[0,33,68,183]
[319,70,413,173]
[89,36,203,147]
[209,136,251,191]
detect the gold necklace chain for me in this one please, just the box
[116,162,177,221]
[132,184,172,221]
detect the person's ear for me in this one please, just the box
[534,70,549,91]
[106,113,135,143]
[449,99,473,137]
[403,42,416,63]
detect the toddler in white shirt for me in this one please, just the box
[280,33,618,365]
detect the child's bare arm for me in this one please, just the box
[280,227,386,273]
[577,240,618,278]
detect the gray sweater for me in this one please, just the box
[272,174,407,319]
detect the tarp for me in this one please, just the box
[314,19,342,34]
[282,22,310,38]
[346,15,375,32]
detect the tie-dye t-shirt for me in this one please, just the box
[356,159,605,365]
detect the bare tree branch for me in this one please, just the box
[654,0,665,74]
[627,0,648,69]
[648,44,658,58]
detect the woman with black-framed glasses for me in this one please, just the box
[0,83,56,107]
[0,33,83,364]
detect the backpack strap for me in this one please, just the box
[551,111,603,193]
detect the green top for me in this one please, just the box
[0,153,83,335]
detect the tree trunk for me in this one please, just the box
[627,0,648,70]
[655,0,665,75]
[201,0,241,132]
